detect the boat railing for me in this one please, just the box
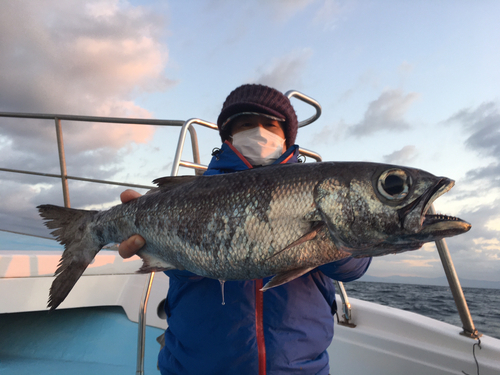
[0,89,480,375]
[0,112,188,207]
[0,92,328,374]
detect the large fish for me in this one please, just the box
[38,161,470,310]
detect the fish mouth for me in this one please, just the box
[398,178,451,225]
[421,178,454,217]
[419,178,471,238]
[398,177,471,238]
[420,211,471,237]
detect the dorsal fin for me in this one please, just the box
[152,175,199,190]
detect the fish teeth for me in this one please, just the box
[431,213,459,221]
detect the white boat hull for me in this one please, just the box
[1,249,499,374]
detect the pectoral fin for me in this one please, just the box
[136,251,183,273]
[261,267,316,291]
[265,222,326,261]
[303,209,322,222]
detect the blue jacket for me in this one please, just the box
[158,142,371,375]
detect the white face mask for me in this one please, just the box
[231,127,286,166]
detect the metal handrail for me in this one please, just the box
[0,167,155,190]
[0,104,327,374]
[335,280,356,327]
[54,118,70,207]
[0,98,329,374]
[134,119,330,373]
[170,118,218,177]
[282,92,356,326]
[136,94,325,373]
[1,88,482,375]
[136,268,155,375]
[0,111,185,126]
[429,205,481,338]
[285,90,322,127]
[136,119,216,375]
[0,111,204,375]
[0,112,184,210]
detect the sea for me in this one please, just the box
[343,281,500,340]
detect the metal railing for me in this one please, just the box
[0,112,186,208]
[0,92,326,375]
[428,205,481,338]
[0,90,481,375]
[136,90,325,373]
[0,111,203,375]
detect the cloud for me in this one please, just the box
[347,89,419,137]
[0,0,171,168]
[445,102,500,188]
[0,1,172,236]
[310,121,346,146]
[207,0,316,27]
[255,0,316,23]
[398,61,415,75]
[0,175,129,237]
[338,70,380,103]
[466,163,500,189]
[313,0,355,31]
[439,201,500,281]
[0,1,172,113]
[366,248,443,279]
[367,199,500,281]
[254,49,313,91]
[446,102,500,157]
[383,145,418,165]
[309,89,419,146]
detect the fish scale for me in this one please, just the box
[38,161,471,310]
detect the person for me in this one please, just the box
[119,84,371,375]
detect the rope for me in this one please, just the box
[462,335,482,375]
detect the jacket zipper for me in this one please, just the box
[255,279,266,375]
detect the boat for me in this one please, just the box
[1,92,500,374]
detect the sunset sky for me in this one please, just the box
[1,0,499,282]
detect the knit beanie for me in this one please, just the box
[217,84,298,149]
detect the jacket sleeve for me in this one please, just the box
[317,257,372,283]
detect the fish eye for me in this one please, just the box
[377,169,411,200]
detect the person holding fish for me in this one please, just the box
[119,84,372,375]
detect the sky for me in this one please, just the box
[1,0,499,282]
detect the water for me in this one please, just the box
[344,281,500,340]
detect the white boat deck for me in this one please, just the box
[0,306,164,375]
[1,248,500,374]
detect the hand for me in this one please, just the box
[118,189,146,259]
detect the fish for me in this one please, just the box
[38,161,471,310]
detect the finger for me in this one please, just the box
[120,189,142,204]
[118,235,145,258]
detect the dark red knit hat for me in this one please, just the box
[217,84,298,148]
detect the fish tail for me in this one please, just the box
[38,204,103,310]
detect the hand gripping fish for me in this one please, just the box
[38,161,471,310]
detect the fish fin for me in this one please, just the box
[145,187,161,195]
[261,267,316,291]
[136,251,180,273]
[38,204,103,310]
[265,222,326,261]
[152,175,199,189]
[303,209,322,222]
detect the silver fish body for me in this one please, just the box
[38,161,471,309]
